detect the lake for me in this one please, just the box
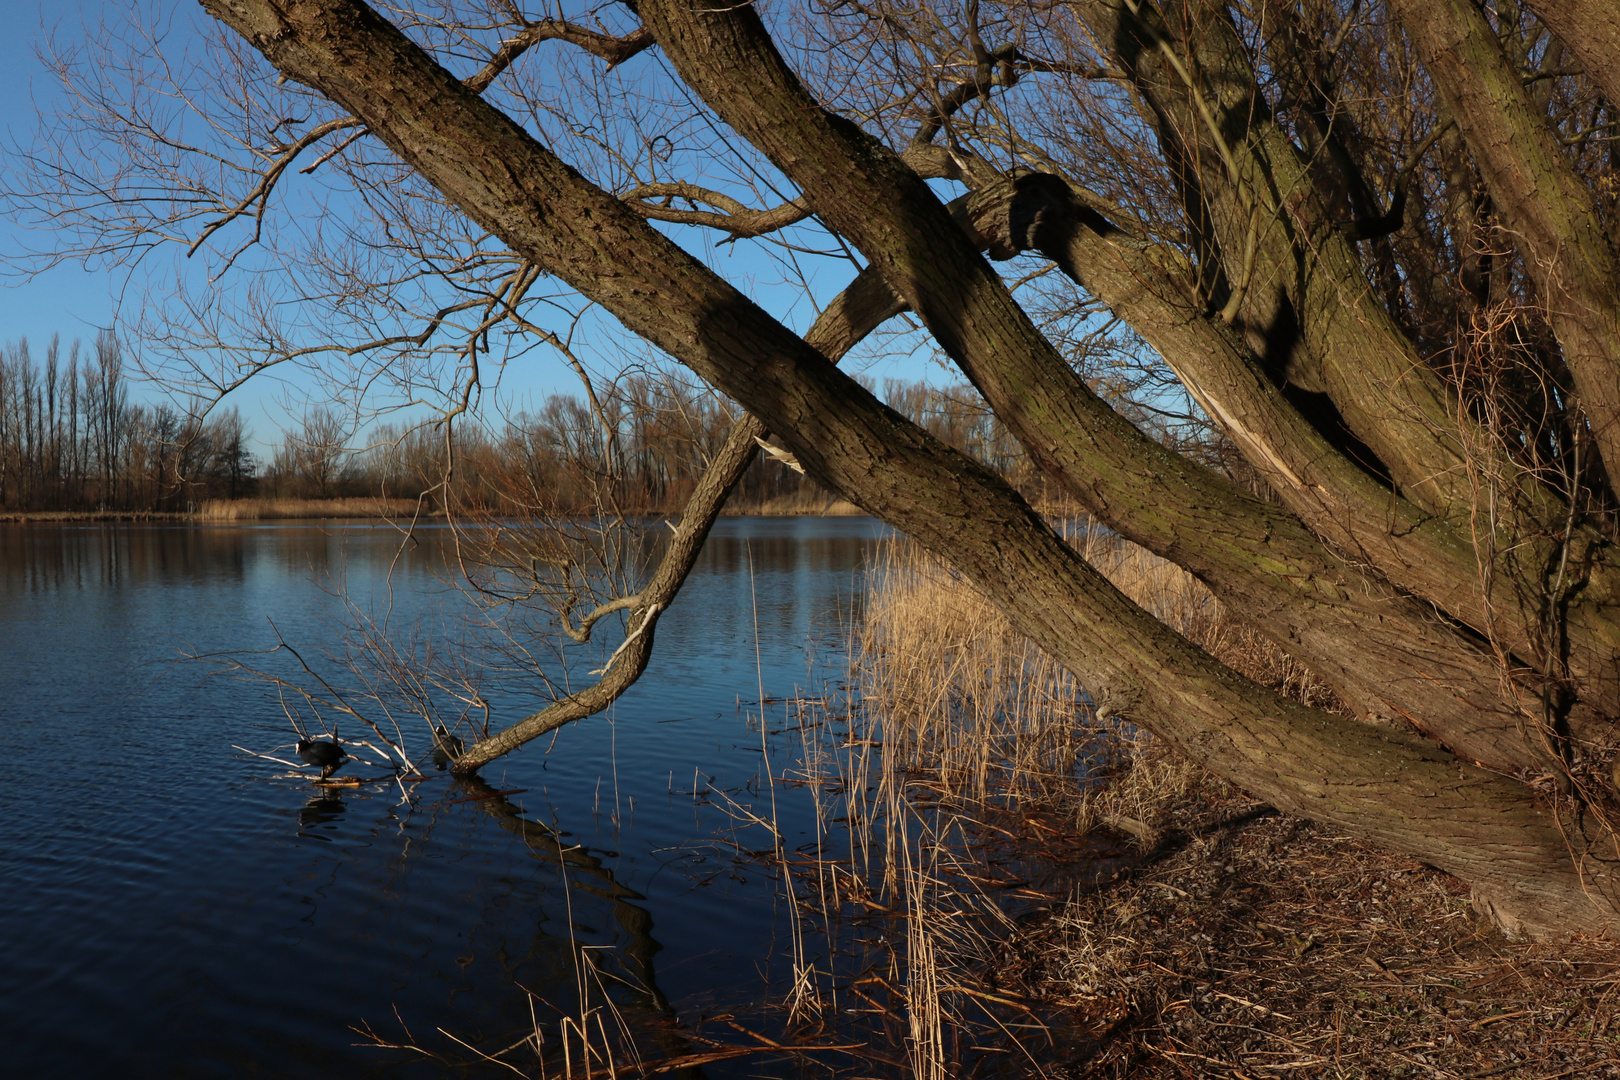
[0,516,891,1078]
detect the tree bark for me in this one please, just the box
[1391,0,1620,490]
[1522,0,1620,118]
[1065,0,1495,522]
[634,0,1564,771]
[195,0,1620,937]
[963,171,1620,728]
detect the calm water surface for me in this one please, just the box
[0,516,889,1078]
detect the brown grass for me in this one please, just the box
[843,528,1338,805]
[6,495,862,523]
[724,491,866,515]
[767,534,1620,1077]
[194,496,431,521]
[1001,758,1620,1077]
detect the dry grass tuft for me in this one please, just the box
[851,538,1093,802]
[724,490,866,515]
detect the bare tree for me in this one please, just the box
[270,406,352,498]
[20,0,1620,938]
[0,327,257,511]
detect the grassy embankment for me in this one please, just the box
[758,532,1620,1077]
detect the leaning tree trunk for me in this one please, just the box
[198,0,1620,939]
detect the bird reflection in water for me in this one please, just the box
[296,792,346,835]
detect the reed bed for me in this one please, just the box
[361,528,1620,1076]
[724,492,866,515]
[195,496,428,520]
[839,527,1336,814]
[850,537,1094,803]
[765,532,1620,1077]
[769,531,1238,1074]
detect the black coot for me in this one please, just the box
[296,738,349,779]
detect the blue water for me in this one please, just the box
[0,516,889,1078]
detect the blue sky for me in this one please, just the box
[0,3,116,352]
[0,3,946,455]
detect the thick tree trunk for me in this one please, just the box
[1392,0,1620,488]
[1522,0,1620,127]
[633,0,1563,771]
[1067,0,1489,520]
[962,172,1620,732]
[195,0,1620,937]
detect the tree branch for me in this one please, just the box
[450,262,906,771]
[200,0,1620,937]
[1391,0,1620,492]
[462,21,653,95]
[619,182,813,239]
[634,0,1565,768]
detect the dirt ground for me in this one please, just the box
[1002,767,1620,1078]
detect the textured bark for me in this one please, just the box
[191,0,1620,937]
[1522,0,1620,117]
[1064,0,1494,521]
[965,172,1620,724]
[1391,0,1620,490]
[635,0,1558,771]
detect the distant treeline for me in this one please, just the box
[0,332,254,512]
[1,335,1049,514]
[262,374,1054,513]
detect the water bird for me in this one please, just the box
[432,725,464,771]
[296,737,349,779]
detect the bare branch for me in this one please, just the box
[462,22,654,94]
[620,182,814,239]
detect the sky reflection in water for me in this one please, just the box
[0,516,889,1078]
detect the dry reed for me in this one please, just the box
[772,531,1620,1077]
[195,496,428,521]
[724,492,866,516]
[770,528,1349,1073]
[845,527,1340,804]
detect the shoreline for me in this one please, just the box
[0,497,871,524]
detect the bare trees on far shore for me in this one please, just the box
[0,330,254,512]
[2,341,1034,516]
[269,370,1049,513]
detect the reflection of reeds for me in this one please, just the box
[194,496,427,520]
